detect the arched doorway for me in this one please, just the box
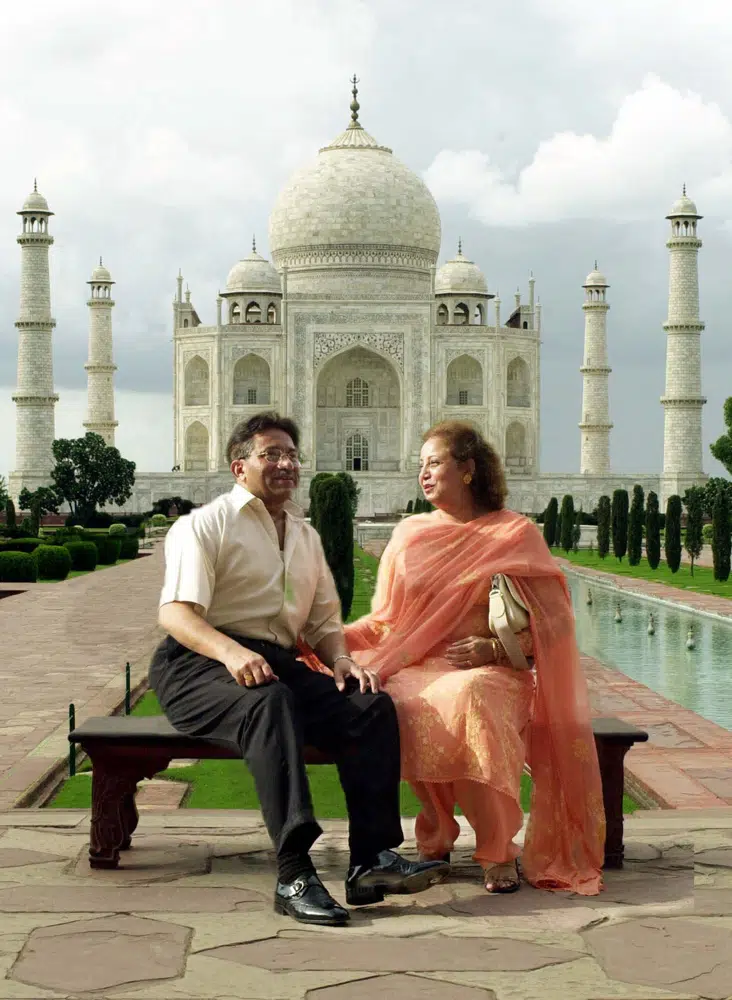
[185,421,209,470]
[315,347,401,472]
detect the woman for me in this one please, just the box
[344,421,605,895]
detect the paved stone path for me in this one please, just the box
[0,806,726,999]
[0,546,165,809]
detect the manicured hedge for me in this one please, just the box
[0,537,42,554]
[119,536,139,560]
[65,541,99,572]
[95,536,121,565]
[0,551,38,582]
[35,544,72,581]
[109,523,127,536]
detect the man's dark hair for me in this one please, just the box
[226,411,301,465]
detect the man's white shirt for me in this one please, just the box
[159,484,343,649]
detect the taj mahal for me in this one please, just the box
[7,81,708,516]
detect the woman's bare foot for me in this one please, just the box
[483,861,520,893]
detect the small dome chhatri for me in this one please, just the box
[667,184,700,219]
[435,241,488,295]
[19,179,52,215]
[90,256,113,283]
[225,244,281,294]
[583,261,608,287]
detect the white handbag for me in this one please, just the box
[488,574,532,670]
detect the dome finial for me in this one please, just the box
[457,237,462,255]
[252,234,256,253]
[683,182,687,196]
[33,178,37,193]
[348,73,362,130]
[99,255,103,267]
[594,259,598,270]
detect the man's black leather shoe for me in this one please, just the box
[274,873,350,925]
[345,849,450,906]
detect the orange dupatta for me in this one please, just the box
[342,509,605,895]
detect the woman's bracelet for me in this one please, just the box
[489,638,501,663]
[333,654,354,668]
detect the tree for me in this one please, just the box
[542,497,558,548]
[626,485,644,566]
[405,500,413,513]
[151,495,194,516]
[50,432,136,525]
[611,489,629,561]
[596,496,611,558]
[315,478,354,620]
[712,485,731,582]
[559,494,575,552]
[18,487,59,537]
[665,495,682,573]
[710,397,732,474]
[701,477,732,518]
[308,473,332,530]
[645,491,661,570]
[683,486,705,576]
[335,472,360,518]
[572,510,582,552]
[0,476,7,511]
[4,498,16,531]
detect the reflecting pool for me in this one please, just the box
[566,571,732,732]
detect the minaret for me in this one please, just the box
[661,187,706,493]
[83,258,118,446]
[579,264,612,474]
[9,182,59,502]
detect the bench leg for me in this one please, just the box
[595,739,631,870]
[88,755,171,869]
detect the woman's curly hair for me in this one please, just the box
[423,420,507,512]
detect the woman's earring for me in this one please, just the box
[462,473,473,485]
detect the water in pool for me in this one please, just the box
[567,571,732,732]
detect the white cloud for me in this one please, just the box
[424,75,732,226]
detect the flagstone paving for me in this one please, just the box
[0,807,728,999]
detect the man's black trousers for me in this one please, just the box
[149,633,404,862]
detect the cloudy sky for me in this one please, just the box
[1,0,731,480]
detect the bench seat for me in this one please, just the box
[69,714,648,871]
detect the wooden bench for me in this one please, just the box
[69,714,648,871]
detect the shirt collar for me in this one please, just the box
[229,483,304,519]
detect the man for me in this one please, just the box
[149,411,448,926]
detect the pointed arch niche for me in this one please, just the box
[184,355,210,406]
[233,353,271,406]
[315,346,401,472]
[185,421,209,471]
[446,354,483,406]
[506,357,530,408]
[505,421,527,470]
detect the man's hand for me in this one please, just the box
[224,647,278,688]
[445,636,496,670]
[333,656,380,694]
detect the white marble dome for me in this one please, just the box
[668,189,699,217]
[19,188,51,214]
[226,249,281,294]
[435,246,488,295]
[90,260,112,283]
[584,266,608,287]
[268,121,441,266]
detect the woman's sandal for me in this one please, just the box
[483,860,520,894]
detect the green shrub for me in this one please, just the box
[645,491,661,570]
[316,478,354,620]
[712,488,731,582]
[65,540,99,572]
[5,498,16,529]
[665,495,682,573]
[542,497,558,548]
[703,523,714,542]
[0,551,38,582]
[559,494,575,552]
[18,517,33,535]
[611,489,629,561]
[150,513,167,528]
[627,485,645,566]
[0,538,42,554]
[95,536,121,565]
[597,496,611,559]
[119,536,140,559]
[35,544,72,580]
[109,523,127,536]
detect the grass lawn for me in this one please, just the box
[556,547,732,599]
[48,545,639,815]
[36,558,137,583]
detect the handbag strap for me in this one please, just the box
[489,587,531,671]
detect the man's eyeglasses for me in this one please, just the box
[257,448,301,466]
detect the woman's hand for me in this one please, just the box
[445,636,497,670]
[333,656,381,694]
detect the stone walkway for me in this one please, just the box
[0,806,727,999]
[0,546,166,809]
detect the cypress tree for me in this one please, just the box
[645,491,661,570]
[683,486,705,577]
[712,487,731,582]
[335,471,360,518]
[665,495,682,573]
[308,473,332,531]
[5,498,16,530]
[572,510,582,552]
[316,478,355,620]
[611,489,629,561]
[406,500,413,513]
[542,497,558,548]
[596,495,611,558]
[627,484,645,566]
[559,494,575,552]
